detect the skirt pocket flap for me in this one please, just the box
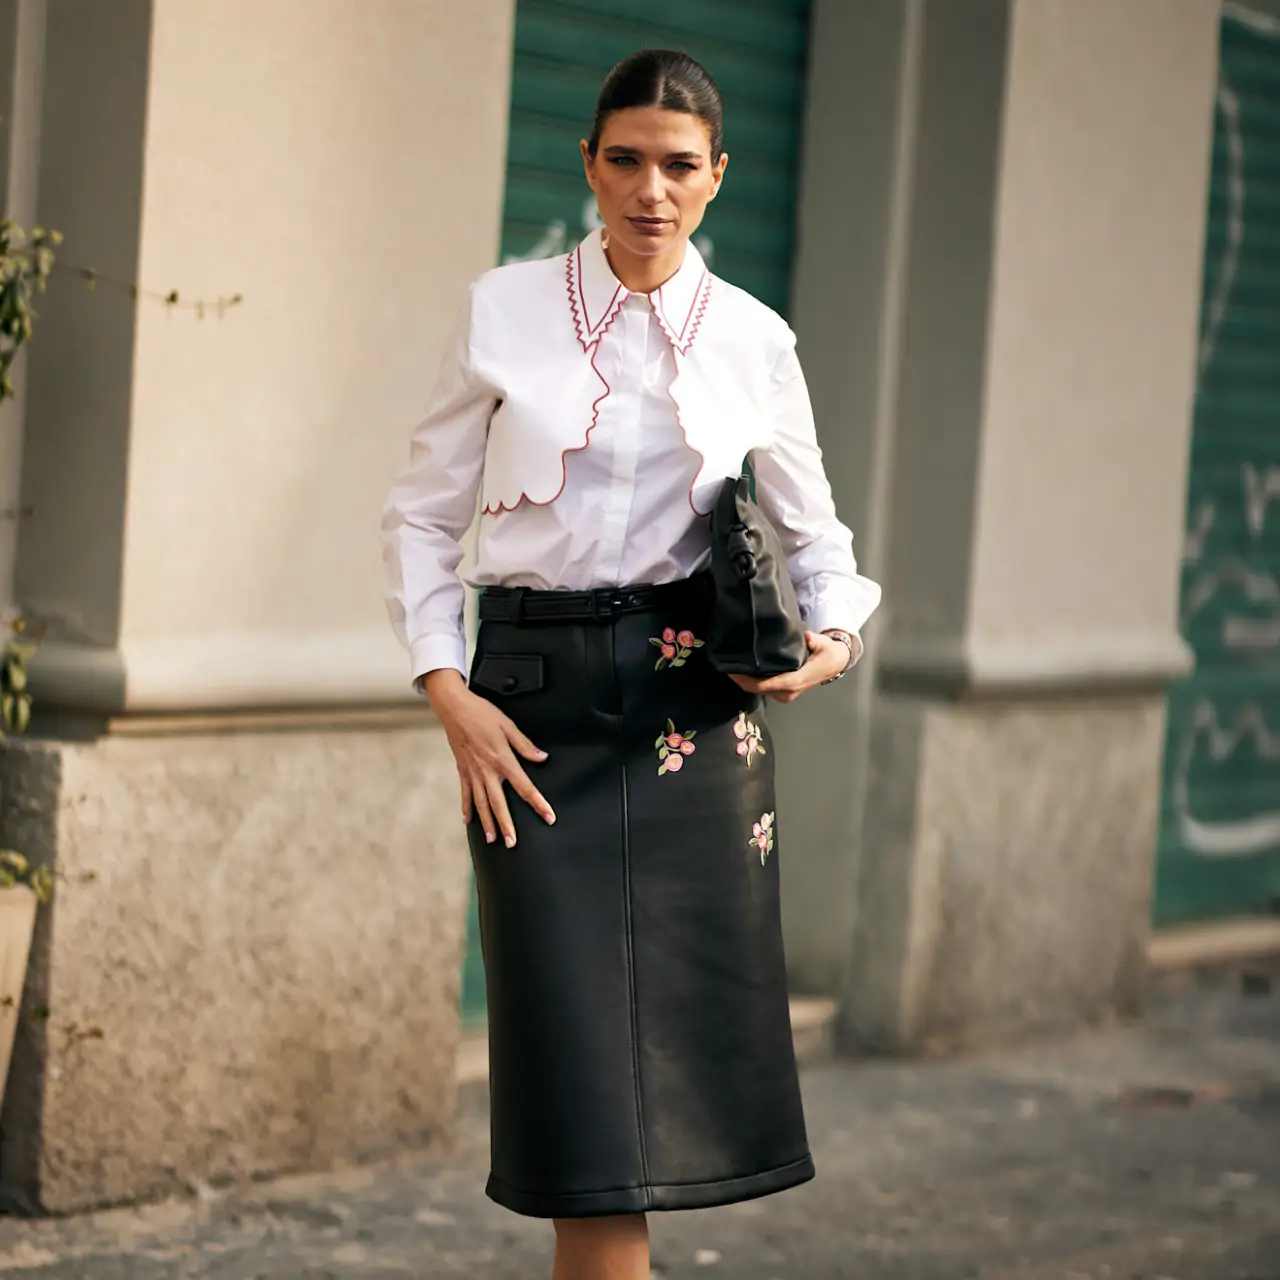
[472,654,545,696]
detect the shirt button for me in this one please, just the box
[501,675,518,693]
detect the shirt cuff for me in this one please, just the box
[409,631,468,687]
[803,580,882,640]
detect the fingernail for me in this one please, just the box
[504,834,517,849]
[544,811,556,825]
[534,749,548,760]
[485,831,496,844]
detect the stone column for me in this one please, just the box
[0,0,514,1211]
[783,0,1219,1051]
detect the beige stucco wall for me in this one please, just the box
[22,0,514,710]
[969,0,1219,674]
[0,0,513,1211]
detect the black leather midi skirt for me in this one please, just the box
[466,573,813,1219]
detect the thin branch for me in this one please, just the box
[53,261,244,317]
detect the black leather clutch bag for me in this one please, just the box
[706,474,808,678]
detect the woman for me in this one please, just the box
[383,49,881,1280]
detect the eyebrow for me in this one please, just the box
[602,145,703,161]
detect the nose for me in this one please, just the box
[639,164,665,206]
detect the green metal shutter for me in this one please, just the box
[1156,9,1280,925]
[498,0,812,316]
[460,0,812,1024]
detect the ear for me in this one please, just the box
[580,139,599,193]
[708,151,728,200]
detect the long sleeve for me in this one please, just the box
[382,286,495,683]
[749,336,882,639]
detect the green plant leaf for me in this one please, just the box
[31,867,52,903]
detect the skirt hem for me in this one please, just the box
[485,1152,815,1219]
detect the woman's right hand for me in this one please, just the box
[423,669,556,848]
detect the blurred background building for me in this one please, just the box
[0,0,1271,1216]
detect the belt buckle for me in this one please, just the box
[590,590,625,623]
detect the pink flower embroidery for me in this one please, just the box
[649,625,706,670]
[733,712,767,767]
[656,718,697,775]
[749,812,775,864]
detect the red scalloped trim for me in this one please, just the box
[653,270,711,356]
[567,244,627,352]
[483,249,715,516]
[656,273,714,515]
[480,321,613,515]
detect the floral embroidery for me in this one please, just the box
[749,812,776,865]
[733,712,767,766]
[649,626,705,670]
[655,718,697,775]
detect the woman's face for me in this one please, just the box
[581,106,728,260]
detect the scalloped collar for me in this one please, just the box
[566,228,712,356]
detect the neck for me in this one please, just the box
[602,235,686,295]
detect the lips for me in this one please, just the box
[627,216,670,236]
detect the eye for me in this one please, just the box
[607,155,638,167]
[669,161,698,173]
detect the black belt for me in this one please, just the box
[479,574,711,625]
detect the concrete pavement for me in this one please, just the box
[0,958,1277,1278]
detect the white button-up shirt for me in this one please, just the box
[382,231,881,682]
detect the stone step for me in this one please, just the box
[1147,916,1280,972]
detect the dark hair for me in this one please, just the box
[587,50,724,162]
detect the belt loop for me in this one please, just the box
[506,587,528,624]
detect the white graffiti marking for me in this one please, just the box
[1223,1,1280,38]
[1182,556,1280,632]
[1174,701,1280,857]
[1199,81,1244,374]
[1183,500,1216,564]
[502,219,568,265]
[1243,463,1280,538]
